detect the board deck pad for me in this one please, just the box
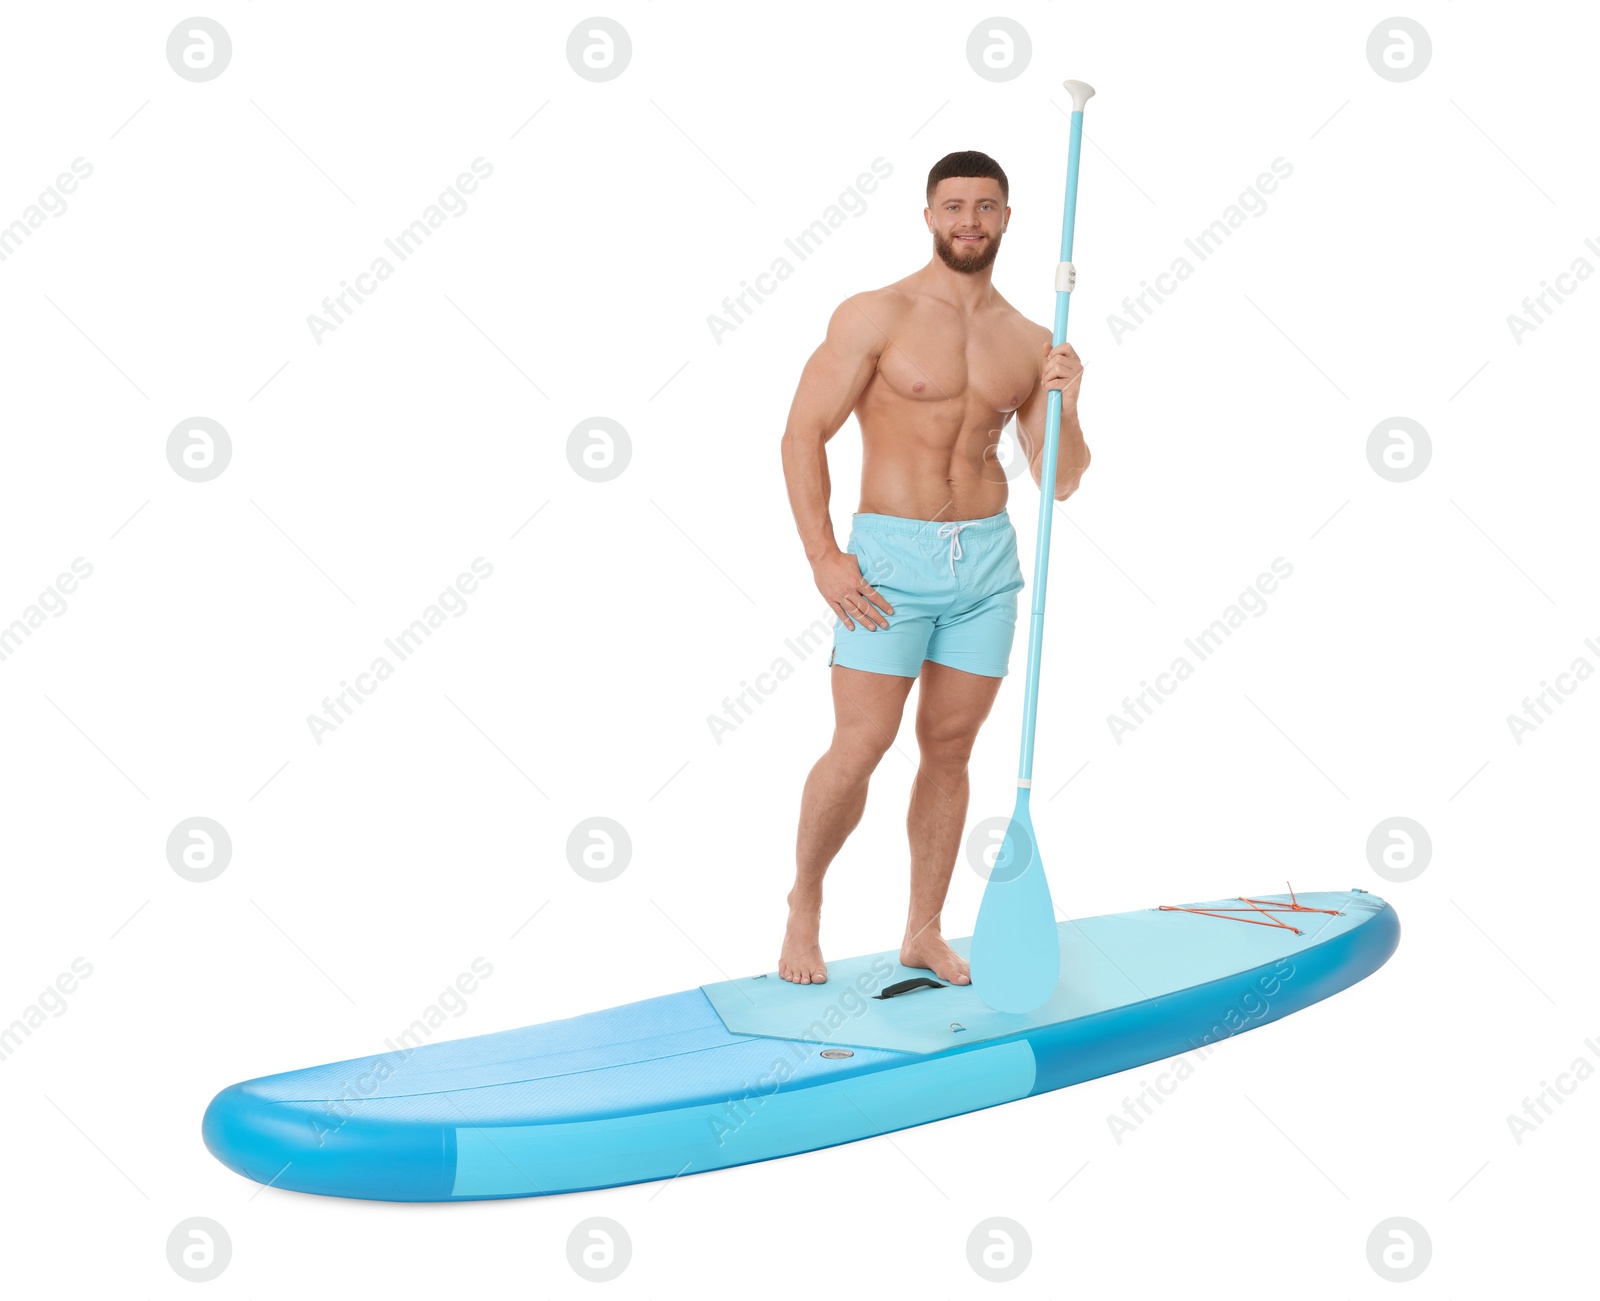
[703,891,1363,1054]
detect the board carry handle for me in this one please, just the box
[874,977,947,1000]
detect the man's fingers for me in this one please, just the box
[835,592,885,631]
[859,582,894,620]
[850,585,889,629]
[831,578,893,633]
[840,597,869,629]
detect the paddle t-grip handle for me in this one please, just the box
[1063,79,1096,112]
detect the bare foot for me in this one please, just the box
[900,932,971,985]
[779,904,827,984]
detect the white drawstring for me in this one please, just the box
[935,522,967,574]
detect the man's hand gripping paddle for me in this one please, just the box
[970,79,1095,1015]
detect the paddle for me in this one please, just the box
[970,78,1095,1015]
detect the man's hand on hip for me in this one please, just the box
[814,549,893,631]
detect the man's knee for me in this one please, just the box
[915,723,977,771]
[829,721,895,777]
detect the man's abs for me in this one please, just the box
[856,431,1010,520]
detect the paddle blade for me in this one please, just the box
[970,805,1060,1013]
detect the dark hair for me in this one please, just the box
[926,151,1009,207]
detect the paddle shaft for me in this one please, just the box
[1017,81,1093,787]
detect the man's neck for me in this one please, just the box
[917,258,997,314]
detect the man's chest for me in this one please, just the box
[875,320,1037,415]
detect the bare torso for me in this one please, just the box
[850,277,1049,520]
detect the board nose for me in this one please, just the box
[201,1078,456,1202]
[201,1082,290,1186]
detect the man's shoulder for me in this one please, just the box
[825,283,913,346]
[988,292,1051,344]
[837,281,915,319]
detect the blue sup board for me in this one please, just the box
[202,888,1398,1201]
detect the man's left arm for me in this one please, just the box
[1013,332,1090,501]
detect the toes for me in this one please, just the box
[779,953,828,985]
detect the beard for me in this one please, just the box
[933,227,1002,274]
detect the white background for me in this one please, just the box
[1,2,1595,1296]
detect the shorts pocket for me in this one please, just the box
[851,533,897,590]
[1004,527,1024,590]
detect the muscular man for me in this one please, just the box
[777,150,1090,986]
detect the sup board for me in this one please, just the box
[202,888,1398,1201]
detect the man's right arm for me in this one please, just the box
[779,296,894,630]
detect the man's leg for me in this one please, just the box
[780,664,916,983]
[901,659,1004,984]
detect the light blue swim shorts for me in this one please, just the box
[829,510,1025,679]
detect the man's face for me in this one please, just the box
[927,178,1007,274]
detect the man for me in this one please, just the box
[777,150,1090,986]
